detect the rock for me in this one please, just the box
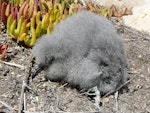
[123,1,150,32]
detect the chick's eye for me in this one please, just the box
[101,73,111,84]
[105,79,111,84]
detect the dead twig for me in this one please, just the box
[24,93,26,111]
[18,55,34,113]
[93,86,103,112]
[18,80,26,113]
[103,73,139,98]
[57,83,68,90]
[0,60,26,70]
[114,91,119,113]
[0,100,17,112]
[19,80,37,113]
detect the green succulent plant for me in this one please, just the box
[3,0,81,47]
[0,0,132,47]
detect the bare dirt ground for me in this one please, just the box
[0,18,150,113]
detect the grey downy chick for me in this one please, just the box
[32,11,128,94]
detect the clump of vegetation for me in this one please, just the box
[85,2,132,18]
[0,0,81,47]
[0,0,132,48]
[0,43,8,60]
